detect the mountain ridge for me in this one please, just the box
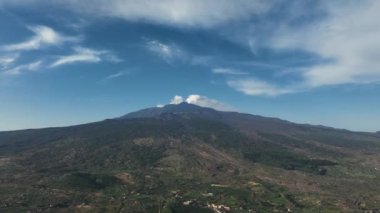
[0,102,379,211]
[120,102,220,119]
[0,102,375,135]
[120,102,377,136]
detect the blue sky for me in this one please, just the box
[1,0,380,132]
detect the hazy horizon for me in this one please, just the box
[0,101,377,133]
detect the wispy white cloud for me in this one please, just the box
[0,23,122,78]
[102,71,127,81]
[51,47,101,67]
[1,0,273,28]
[223,0,380,97]
[270,0,380,87]
[4,0,380,97]
[189,55,215,66]
[0,54,19,69]
[2,25,78,51]
[227,78,295,96]
[2,60,42,75]
[103,54,124,63]
[51,47,121,67]
[169,94,233,111]
[146,40,185,63]
[146,40,221,66]
[212,68,247,75]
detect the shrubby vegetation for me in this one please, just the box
[0,105,379,212]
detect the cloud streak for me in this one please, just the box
[51,47,121,67]
[1,0,276,29]
[3,1,380,97]
[221,0,380,97]
[102,71,127,82]
[2,25,78,51]
[0,54,19,69]
[0,24,122,78]
[227,78,295,97]
[2,60,42,75]
[270,0,380,87]
[146,40,185,63]
[212,68,247,75]
[3,0,272,28]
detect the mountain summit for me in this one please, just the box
[120,102,218,119]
